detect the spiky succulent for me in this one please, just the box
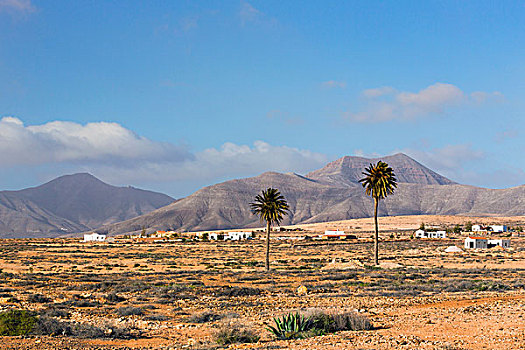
[267,312,313,340]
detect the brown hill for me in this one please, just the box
[307,153,455,186]
[0,173,174,238]
[96,154,525,235]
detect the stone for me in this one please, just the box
[296,285,308,295]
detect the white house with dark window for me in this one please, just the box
[209,231,252,241]
[227,231,253,240]
[83,233,106,242]
[487,239,510,248]
[464,236,488,249]
[209,233,220,240]
[415,230,447,238]
[490,225,508,233]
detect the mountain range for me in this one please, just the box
[95,153,525,236]
[1,153,524,238]
[0,173,174,238]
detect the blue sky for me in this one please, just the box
[0,0,524,197]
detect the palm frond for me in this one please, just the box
[358,161,397,200]
[250,188,289,226]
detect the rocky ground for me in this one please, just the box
[0,215,524,349]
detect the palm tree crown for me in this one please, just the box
[359,161,397,200]
[250,188,289,226]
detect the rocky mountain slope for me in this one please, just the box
[96,153,525,235]
[0,173,174,238]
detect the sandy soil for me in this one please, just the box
[0,215,524,349]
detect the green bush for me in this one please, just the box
[0,309,132,339]
[268,310,373,340]
[0,309,38,336]
[267,312,313,339]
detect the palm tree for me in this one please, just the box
[250,188,289,271]
[359,161,397,265]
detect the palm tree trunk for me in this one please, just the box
[374,198,379,266]
[265,221,271,271]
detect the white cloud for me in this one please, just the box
[0,117,329,193]
[0,0,35,14]
[322,80,347,89]
[239,1,277,27]
[400,144,485,184]
[193,141,327,178]
[362,86,395,98]
[0,117,192,166]
[352,149,381,158]
[470,91,504,104]
[347,83,503,123]
[239,1,261,26]
[92,140,329,186]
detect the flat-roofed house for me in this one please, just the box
[490,225,508,233]
[415,230,446,238]
[464,236,488,249]
[323,230,349,239]
[488,239,510,248]
[227,231,253,240]
[415,229,426,238]
[83,233,106,242]
[472,225,482,232]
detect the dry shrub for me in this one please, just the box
[214,321,260,345]
[115,306,144,316]
[302,308,372,332]
[188,310,223,323]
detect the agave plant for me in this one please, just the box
[267,312,313,340]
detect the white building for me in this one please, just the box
[209,233,221,240]
[227,231,252,240]
[490,225,508,233]
[324,230,345,236]
[488,239,510,248]
[209,231,252,241]
[472,225,482,232]
[415,230,447,238]
[83,233,106,242]
[434,231,447,238]
[323,230,348,239]
[464,236,488,249]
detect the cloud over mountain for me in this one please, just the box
[347,83,503,122]
[0,117,329,188]
[0,117,192,166]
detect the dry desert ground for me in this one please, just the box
[0,215,524,349]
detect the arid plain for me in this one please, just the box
[1,215,524,349]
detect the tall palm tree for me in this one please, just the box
[359,161,397,265]
[250,188,289,271]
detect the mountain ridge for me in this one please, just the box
[0,173,174,238]
[307,153,455,186]
[95,154,525,236]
